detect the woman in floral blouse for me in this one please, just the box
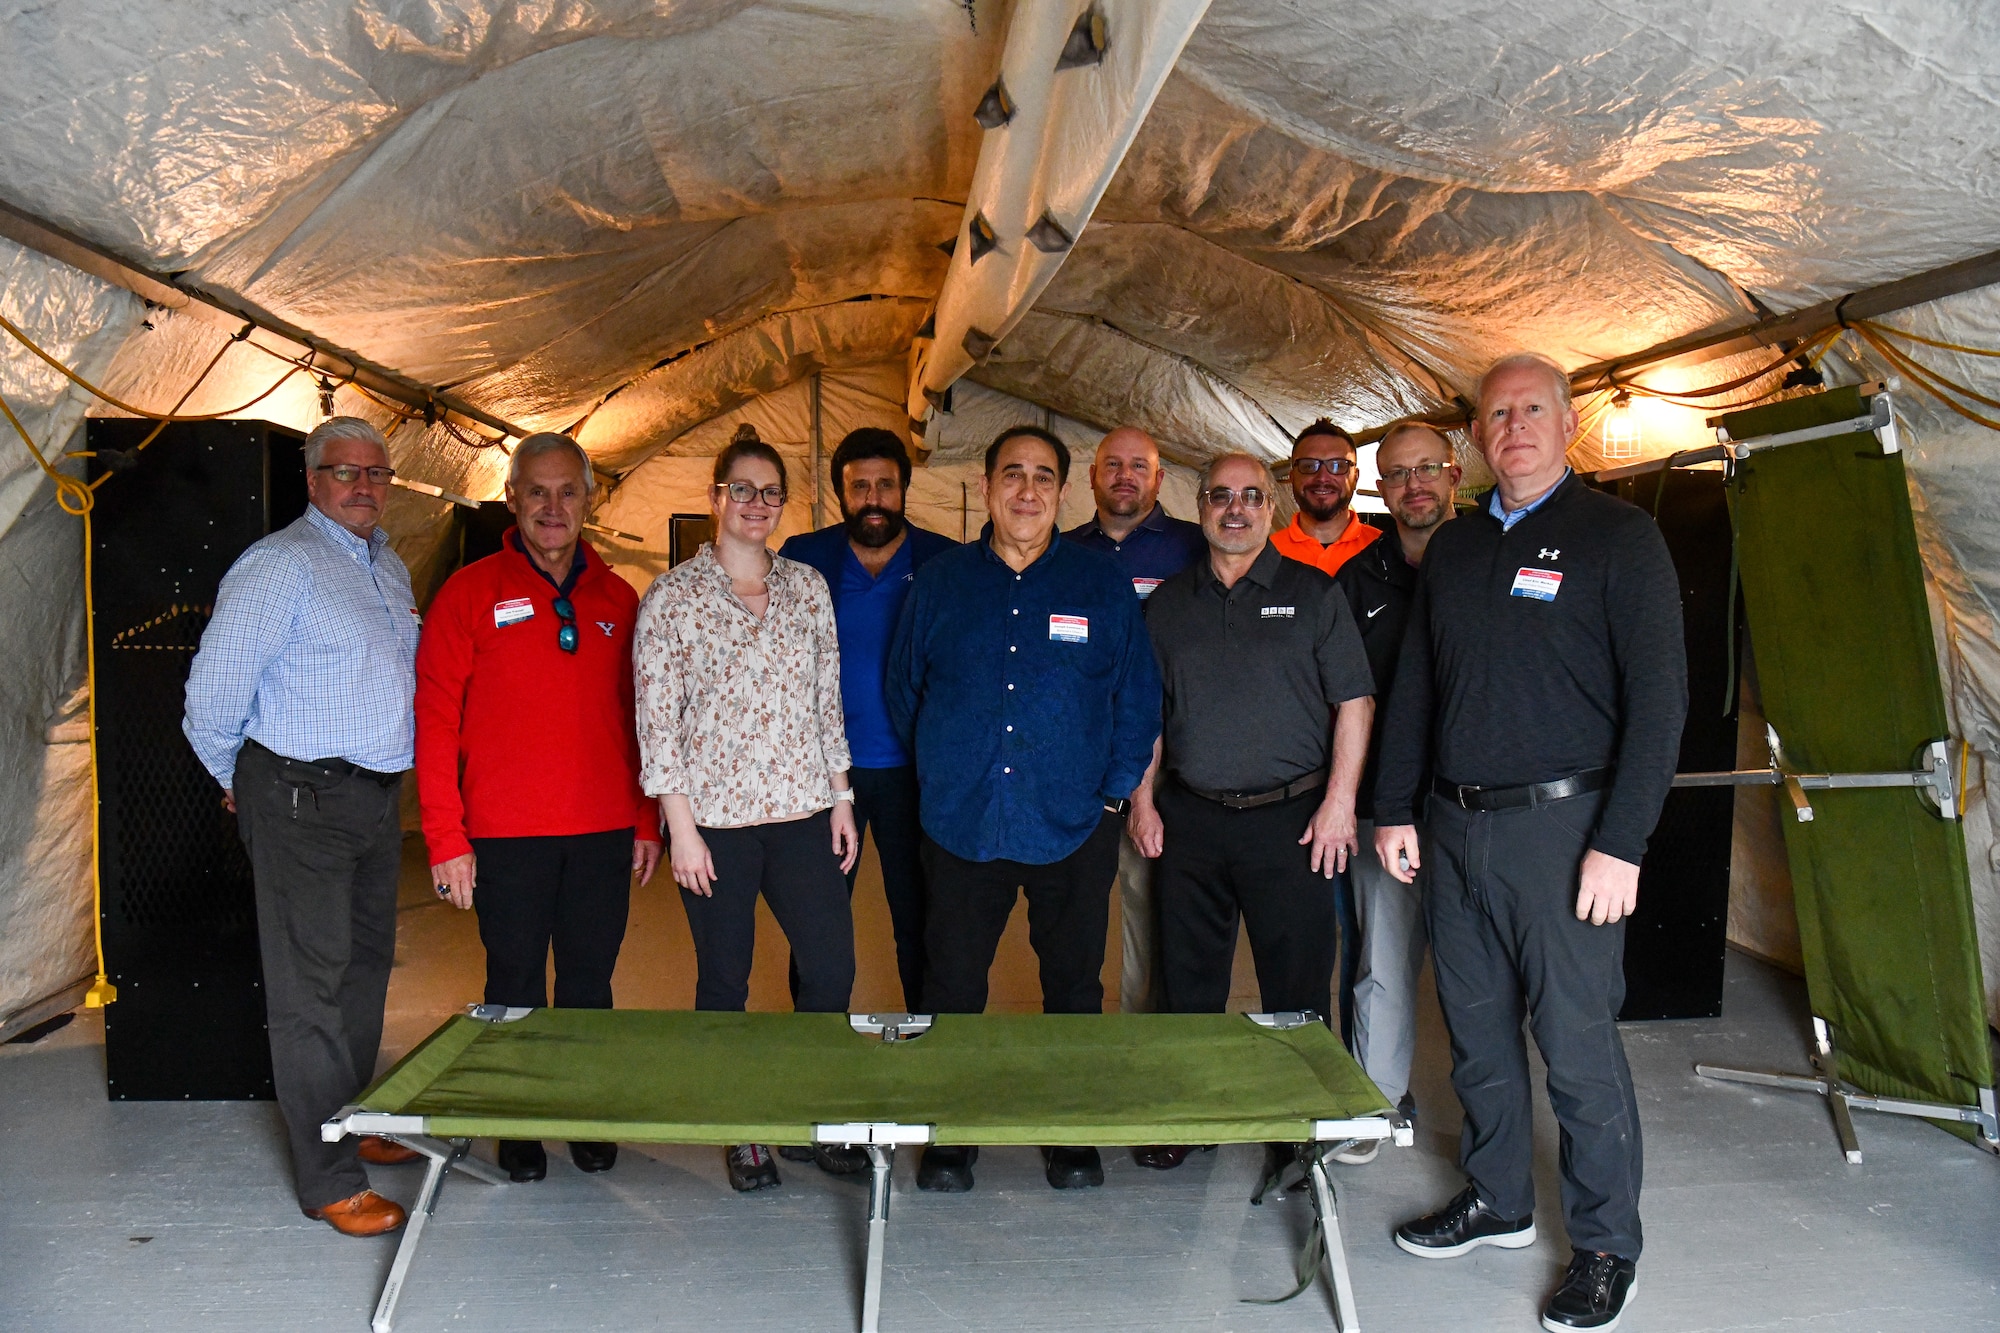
[632,432,859,1193]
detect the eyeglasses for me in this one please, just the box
[554,595,578,654]
[1290,457,1355,477]
[719,481,787,508]
[1379,462,1451,487]
[315,464,396,485]
[1199,486,1270,510]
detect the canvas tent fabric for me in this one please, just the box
[0,0,1998,1033]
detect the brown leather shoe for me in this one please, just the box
[357,1136,422,1166]
[302,1189,407,1237]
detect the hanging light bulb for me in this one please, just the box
[1602,389,1641,460]
[316,376,337,419]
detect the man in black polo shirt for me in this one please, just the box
[1374,353,1685,1333]
[1330,422,1460,1162]
[1132,451,1374,1091]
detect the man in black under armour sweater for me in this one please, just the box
[1373,353,1685,1333]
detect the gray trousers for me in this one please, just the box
[1350,818,1429,1108]
[234,741,403,1211]
[1424,789,1643,1259]
[1116,833,1159,1013]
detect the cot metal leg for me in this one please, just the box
[370,1137,504,1333]
[860,1145,895,1333]
[1307,1148,1362,1333]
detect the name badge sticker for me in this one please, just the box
[1049,614,1090,643]
[494,597,536,627]
[1132,577,1163,600]
[1510,568,1563,602]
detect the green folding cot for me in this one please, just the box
[324,1007,1409,1333]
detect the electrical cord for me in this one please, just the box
[1854,323,2000,432]
[0,385,113,1007]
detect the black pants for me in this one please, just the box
[233,741,401,1211]
[920,811,1122,1015]
[682,811,854,1013]
[1155,781,1339,1016]
[1424,789,1643,1259]
[470,829,633,1010]
[789,766,927,1012]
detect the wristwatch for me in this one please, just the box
[832,789,857,804]
[1102,797,1131,817]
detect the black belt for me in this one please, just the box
[246,739,401,788]
[1177,768,1327,811]
[1432,767,1608,812]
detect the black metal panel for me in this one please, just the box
[457,499,515,567]
[1597,469,1739,1020]
[90,419,306,1099]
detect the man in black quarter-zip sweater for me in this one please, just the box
[1373,353,1686,1333]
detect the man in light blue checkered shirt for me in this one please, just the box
[183,416,422,1237]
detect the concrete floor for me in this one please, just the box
[3,835,1996,1333]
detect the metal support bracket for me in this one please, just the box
[813,1122,934,1147]
[1672,727,1958,820]
[467,1004,534,1023]
[1712,389,1899,456]
[848,1012,934,1042]
[1696,1016,2000,1165]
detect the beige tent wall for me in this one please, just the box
[0,239,141,1037]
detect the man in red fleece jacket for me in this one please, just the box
[415,432,660,1184]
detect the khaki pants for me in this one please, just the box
[1116,834,1161,1013]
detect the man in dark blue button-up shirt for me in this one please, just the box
[887,425,1161,1194]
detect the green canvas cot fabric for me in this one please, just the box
[354,1010,1394,1147]
[1726,386,1993,1122]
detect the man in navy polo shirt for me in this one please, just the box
[780,428,955,1015]
[888,424,1161,1195]
[1064,426,1205,1020]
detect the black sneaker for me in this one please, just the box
[1542,1251,1637,1331]
[496,1139,546,1183]
[916,1145,978,1192]
[568,1141,617,1174]
[724,1144,781,1192]
[812,1144,870,1175]
[1394,1184,1536,1258]
[1042,1146,1103,1189]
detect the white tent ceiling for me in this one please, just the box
[2,0,1999,1030]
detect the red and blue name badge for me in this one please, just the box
[1510,568,1563,602]
[1049,614,1090,643]
[493,597,536,627]
[1132,577,1163,600]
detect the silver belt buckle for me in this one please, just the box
[1456,783,1478,809]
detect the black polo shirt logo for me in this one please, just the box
[1260,605,1295,619]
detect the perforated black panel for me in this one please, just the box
[90,419,304,1100]
[1597,469,1737,1021]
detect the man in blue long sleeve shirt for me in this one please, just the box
[887,425,1161,1194]
[182,418,421,1238]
